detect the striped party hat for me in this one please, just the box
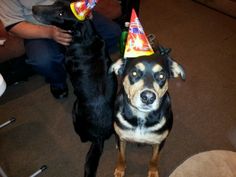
[124,9,154,58]
[70,0,99,21]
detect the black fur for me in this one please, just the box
[33,1,117,177]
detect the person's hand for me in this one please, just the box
[49,26,72,46]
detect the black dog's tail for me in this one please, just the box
[84,139,104,177]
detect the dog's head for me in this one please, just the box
[32,0,87,30]
[110,47,185,112]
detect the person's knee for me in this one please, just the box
[25,39,65,68]
[26,53,53,71]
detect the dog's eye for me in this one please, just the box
[159,73,165,80]
[154,72,166,81]
[129,69,142,84]
[58,11,64,17]
[132,71,137,77]
[130,70,142,78]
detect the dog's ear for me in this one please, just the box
[167,56,186,80]
[109,58,126,75]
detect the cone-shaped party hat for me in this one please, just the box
[70,0,99,21]
[124,9,154,58]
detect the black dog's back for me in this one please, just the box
[65,14,117,177]
[33,1,117,177]
[69,21,117,177]
[68,22,117,142]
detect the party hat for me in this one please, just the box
[70,0,99,21]
[124,9,154,58]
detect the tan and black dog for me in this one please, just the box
[110,46,185,177]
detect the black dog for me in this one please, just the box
[33,1,117,177]
[110,46,185,177]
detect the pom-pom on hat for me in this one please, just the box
[124,9,154,58]
[70,0,99,21]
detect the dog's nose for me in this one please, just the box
[140,91,156,105]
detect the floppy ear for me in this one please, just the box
[109,58,126,75]
[168,56,186,80]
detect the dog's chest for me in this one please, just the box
[114,111,169,145]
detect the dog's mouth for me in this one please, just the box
[129,97,159,113]
[137,105,154,112]
[137,102,159,112]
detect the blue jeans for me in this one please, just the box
[25,12,121,88]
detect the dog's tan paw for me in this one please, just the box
[114,168,125,177]
[148,170,159,177]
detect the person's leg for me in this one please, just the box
[24,39,68,98]
[92,11,122,54]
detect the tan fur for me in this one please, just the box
[123,75,144,105]
[136,63,145,71]
[171,61,184,78]
[152,64,163,73]
[153,81,168,98]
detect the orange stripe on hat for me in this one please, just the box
[124,9,154,58]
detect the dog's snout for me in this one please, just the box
[140,90,156,105]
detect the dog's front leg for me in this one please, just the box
[148,144,160,177]
[114,140,126,177]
